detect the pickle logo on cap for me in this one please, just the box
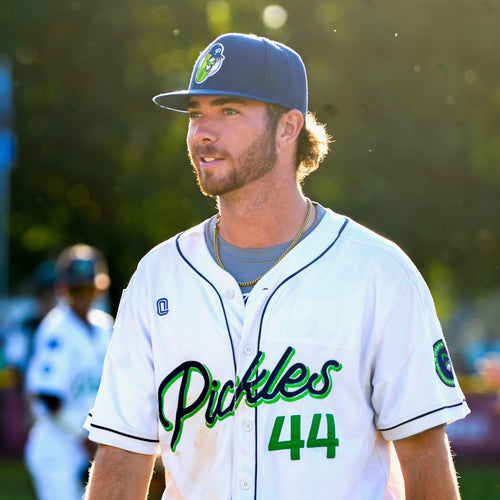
[195,43,225,84]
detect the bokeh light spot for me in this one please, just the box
[262,5,288,29]
[464,69,478,85]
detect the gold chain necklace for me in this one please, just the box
[214,199,313,288]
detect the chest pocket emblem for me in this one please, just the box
[157,298,169,316]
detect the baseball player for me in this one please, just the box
[25,244,113,500]
[85,34,470,499]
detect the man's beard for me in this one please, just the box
[189,126,277,197]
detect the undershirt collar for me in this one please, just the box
[205,202,326,299]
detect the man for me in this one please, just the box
[85,33,469,499]
[0,260,57,455]
[25,244,113,500]
[2,260,58,381]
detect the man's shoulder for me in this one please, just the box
[343,216,406,254]
[32,305,75,350]
[37,304,71,333]
[125,219,210,285]
[139,219,208,263]
[321,208,420,277]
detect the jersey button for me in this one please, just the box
[225,289,235,299]
[244,346,254,356]
[240,479,251,490]
[243,421,253,432]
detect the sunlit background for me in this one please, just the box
[0,1,499,498]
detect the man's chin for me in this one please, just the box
[197,176,238,198]
[197,180,225,198]
[199,186,231,198]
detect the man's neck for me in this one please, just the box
[216,190,315,249]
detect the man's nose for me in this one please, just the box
[191,117,219,143]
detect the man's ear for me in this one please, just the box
[277,109,304,148]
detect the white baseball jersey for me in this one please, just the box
[86,208,469,500]
[26,302,113,500]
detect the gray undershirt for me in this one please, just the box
[205,202,326,299]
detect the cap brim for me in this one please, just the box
[152,91,191,112]
[152,89,288,113]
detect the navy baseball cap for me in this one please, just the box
[153,33,308,115]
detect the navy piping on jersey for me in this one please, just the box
[254,217,349,500]
[176,234,237,373]
[378,400,467,432]
[89,414,160,443]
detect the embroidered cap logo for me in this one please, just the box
[195,43,225,83]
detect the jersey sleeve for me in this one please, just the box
[85,275,161,455]
[371,275,470,442]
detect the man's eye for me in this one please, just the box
[188,111,202,119]
[223,108,238,115]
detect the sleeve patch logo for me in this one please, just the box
[195,43,225,83]
[433,340,455,387]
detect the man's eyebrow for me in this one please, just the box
[186,97,248,109]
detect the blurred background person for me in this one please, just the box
[24,244,113,500]
[0,260,58,457]
[3,260,58,382]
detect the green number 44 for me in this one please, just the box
[268,413,339,461]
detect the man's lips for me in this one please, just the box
[200,156,219,164]
[198,152,228,166]
[194,145,228,166]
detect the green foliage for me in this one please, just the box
[0,458,35,500]
[1,0,499,310]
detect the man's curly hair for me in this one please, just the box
[267,104,332,183]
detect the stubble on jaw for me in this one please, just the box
[188,124,278,198]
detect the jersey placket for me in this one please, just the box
[230,286,270,499]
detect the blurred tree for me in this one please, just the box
[1,0,498,314]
